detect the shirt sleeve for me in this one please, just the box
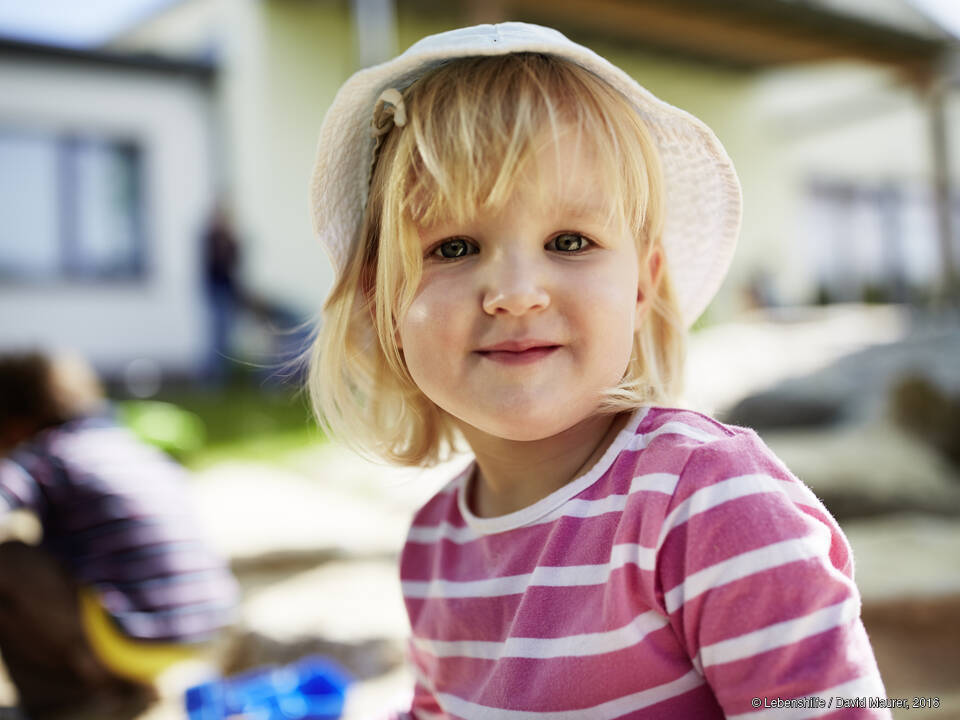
[654,429,891,718]
[0,452,49,516]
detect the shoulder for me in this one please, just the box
[639,408,852,576]
[0,422,91,508]
[21,415,123,459]
[406,462,471,532]
[622,406,840,544]
[630,405,791,481]
[634,405,825,512]
[635,405,750,447]
[612,406,771,487]
[48,416,185,469]
[14,417,192,501]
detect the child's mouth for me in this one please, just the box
[476,346,561,365]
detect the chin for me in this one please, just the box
[489,426,554,442]
[468,410,577,443]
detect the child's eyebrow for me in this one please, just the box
[562,203,602,217]
[555,198,614,222]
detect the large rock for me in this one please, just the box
[683,304,911,417]
[714,310,960,520]
[889,374,960,468]
[763,419,960,521]
[722,318,960,431]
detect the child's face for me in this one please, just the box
[397,135,653,443]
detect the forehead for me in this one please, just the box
[529,132,611,212]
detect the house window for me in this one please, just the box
[0,128,145,282]
[802,179,958,304]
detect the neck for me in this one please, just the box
[456,410,633,518]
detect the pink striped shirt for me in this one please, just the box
[395,406,890,719]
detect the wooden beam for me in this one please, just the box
[454,0,947,71]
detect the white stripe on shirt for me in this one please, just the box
[402,541,656,599]
[698,597,861,668]
[657,474,818,550]
[407,521,476,545]
[407,473,681,546]
[412,608,669,660]
[404,524,835,605]
[432,668,705,720]
[664,526,832,614]
[542,473,680,523]
[625,421,724,453]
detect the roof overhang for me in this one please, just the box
[0,36,215,84]
[458,0,952,75]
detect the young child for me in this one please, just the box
[308,23,890,718]
[0,352,238,719]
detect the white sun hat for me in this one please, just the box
[309,22,742,328]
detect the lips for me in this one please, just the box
[476,340,561,366]
[477,339,559,353]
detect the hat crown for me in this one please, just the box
[403,22,572,57]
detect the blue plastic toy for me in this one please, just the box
[185,655,352,720]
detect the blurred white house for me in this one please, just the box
[0,40,216,377]
[0,0,957,378]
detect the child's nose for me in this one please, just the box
[480,258,550,316]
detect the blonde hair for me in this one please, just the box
[310,53,685,466]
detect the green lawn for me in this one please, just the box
[116,384,324,469]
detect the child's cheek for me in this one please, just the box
[573,259,642,373]
[398,276,466,363]
[408,275,460,328]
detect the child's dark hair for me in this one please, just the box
[0,352,104,433]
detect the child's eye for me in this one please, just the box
[548,232,591,253]
[431,238,477,259]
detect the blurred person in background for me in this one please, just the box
[203,202,242,383]
[0,351,238,719]
[202,203,310,384]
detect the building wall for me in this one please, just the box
[245,0,354,314]
[752,61,960,304]
[0,57,215,375]
[106,0,349,317]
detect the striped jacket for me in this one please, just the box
[0,415,238,642]
[396,406,889,719]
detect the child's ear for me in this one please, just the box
[635,247,663,325]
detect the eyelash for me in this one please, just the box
[428,233,594,261]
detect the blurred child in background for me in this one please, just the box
[0,351,238,719]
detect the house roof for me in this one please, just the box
[458,0,955,72]
[0,35,214,82]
